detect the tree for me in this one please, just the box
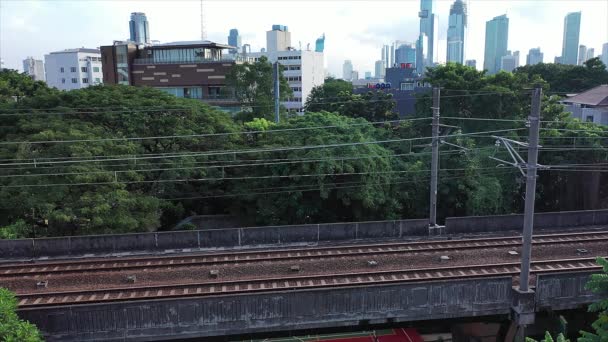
[305,77,353,112]
[515,58,608,93]
[579,257,608,341]
[0,69,52,104]
[226,56,292,121]
[0,288,43,341]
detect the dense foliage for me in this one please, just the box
[0,288,43,341]
[0,62,607,237]
[226,55,292,121]
[515,58,608,93]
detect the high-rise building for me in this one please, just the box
[561,12,581,65]
[351,70,359,81]
[395,43,416,66]
[45,48,103,90]
[416,34,429,74]
[602,43,608,66]
[129,12,150,45]
[365,71,372,79]
[343,60,353,81]
[554,56,563,64]
[500,50,519,72]
[586,48,594,62]
[465,59,476,69]
[381,45,390,69]
[22,57,45,81]
[419,0,438,68]
[446,0,467,64]
[390,44,395,68]
[315,34,325,52]
[578,45,587,65]
[483,14,509,74]
[227,29,242,54]
[266,25,291,53]
[526,47,544,65]
[374,60,385,78]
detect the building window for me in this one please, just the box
[60,67,64,73]
[61,78,66,84]
[81,67,87,72]
[95,78,101,83]
[400,83,414,90]
[82,78,88,83]
[71,78,77,83]
[70,67,76,72]
[93,67,100,72]
[586,115,594,122]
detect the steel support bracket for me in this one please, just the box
[428,224,445,236]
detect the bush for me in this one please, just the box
[0,288,43,341]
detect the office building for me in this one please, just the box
[351,70,359,81]
[45,48,103,90]
[22,57,45,81]
[561,12,581,65]
[416,34,429,74]
[526,48,544,65]
[249,47,324,114]
[483,14,509,74]
[419,0,438,68]
[266,25,291,53]
[554,56,563,64]
[500,50,519,72]
[578,45,587,65]
[343,60,353,81]
[315,34,325,52]
[446,0,467,64]
[602,43,608,66]
[101,40,241,111]
[395,43,416,66]
[382,45,390,69]
[374,60,385,78]
[129,12,150,45]
[586,48,594,62]
[227,29,242,54]
[364,71,372,79]
[465,59,476,68]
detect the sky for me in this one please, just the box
[1,0,607,77]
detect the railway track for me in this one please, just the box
[2,230,607,277]
[16,256,603,308]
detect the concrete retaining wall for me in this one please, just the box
[0,219,429,260]
[19,277,514,341]
[535,271,600,311]
[444,209,608,234]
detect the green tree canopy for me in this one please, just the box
[226,56,293,121]
[0,288,43,341]
[515,58,608,93]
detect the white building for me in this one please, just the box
[266,25,291,53]
[602,43,608,66]
[22,57,45,81]
[342,60,353,81]
[578,45,587,65]
[248,49,324,114]
[586,48,595,62]
[526,48,544,65]
[44,48,103,91]
[561,84,608,125]
[374,60,385,79]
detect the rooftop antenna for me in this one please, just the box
[200,0,207,40]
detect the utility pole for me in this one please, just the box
[274,62,280,123]
[518,85,542,292]
[200,0,207,40]
[429,87,440,228]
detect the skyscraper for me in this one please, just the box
[390,44,395,67]
[586,48,594,61]
[129,12,150,45]
[343,60,353,81]
[418,0,438,68]
[315,34,325,52]
[602,43,608,66]
[267,25,291,52]
[227,29,242,54]
[578,45,587,65]
[561,12,581,65]
[500,50,519,72]
[395,43,416,66]
[416,34,429,74]
[382,45,390,69]
[526,48,544,65]
[465,59,476,69]
[375,60,385,78]
[446,0,467,64]
[22,57,45,81]
[365,71,372,79]
[483,14,509,74]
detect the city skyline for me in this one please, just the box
[2,0,607,77]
